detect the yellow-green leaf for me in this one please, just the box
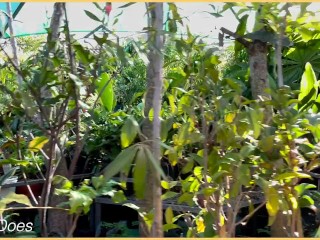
[196,217,205,233]
[133,147,147,199]
[165,207,174,224]
[96,73,114,112]
[121,117,139,148]
[266,187,279,217]
[28,136,49,152]
[225,112,236,123]
[0,193,32,215]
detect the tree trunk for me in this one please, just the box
[140,2,164,237]
[248,40,269,100]
[40,3,71,237]
[270,212,289,237]
[248,40,272,124]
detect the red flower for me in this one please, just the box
[105,3,112,16]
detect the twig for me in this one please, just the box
[220,27,250,48]
[235,201,266,226]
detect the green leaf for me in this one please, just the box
[165,207,174,224]
[203,213,215,237]
[69,190,94,214]
[178,192,194,206]
[0,167,17,186]
[28,136,49,152]
[299,195,314,208]
[161,181,178,190]
[234,14,248,56]
[266,187,279,219]
[163,223,181,232]
[0,193,32,215]
[133,147,147,199]
[298,62,318,109]
[294,183,316,196]
[118,2,136,8]
[248,108,261,139]
[84,10,101,22]
[92,2,103,10]
[0,158,29,166]
[275,172,311,181]
[121,117,140,148]
[238,164,251,187]
[103,145,138,181]
[53,175,73,189]
[143,146,167,180]
[96,73,115,112]
[161,191,178,201]
[112,190,127,203]
[73,43,94,65]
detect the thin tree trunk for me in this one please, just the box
[248,40,272,124]
[39,3,70,237]
[140,2,164,237]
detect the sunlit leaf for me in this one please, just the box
[96,73,115,112]
[28,136,49,152]
[121,117,140,148]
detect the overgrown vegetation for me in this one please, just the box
[0,2,319,238]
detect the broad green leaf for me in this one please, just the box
[167,93,176,113]
[161,191,178,200]
[248,108,261,139]
[163,223,181,232]
[259,136,275,152]
[0,158,29,166]
[160,118,173,142]
[275,172,311,181]
[133,147,147,199]
[73,43,94,65]
[239,164,251,187]
[53,175,73,189]
[28,136,49,152]
[92,175,105,190]
[298,62,318,109]
[266,187,279,218]
[0,167,17,186]
[96,73,114,112]
[143,146,167,180]
[181,159,194,174]
[112,190,127,203]
[234,14,248,56]
[165,207,174,224]
[103,145,138,181]
[84,10,101,22]
[203,213,215,237]
[299,195,314,208]
[294,183,316,196]
[178,192,194,206]
[69,190,93,214]
[0,193,32,215]
[121,117,139,148]
[161,181,178,190]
